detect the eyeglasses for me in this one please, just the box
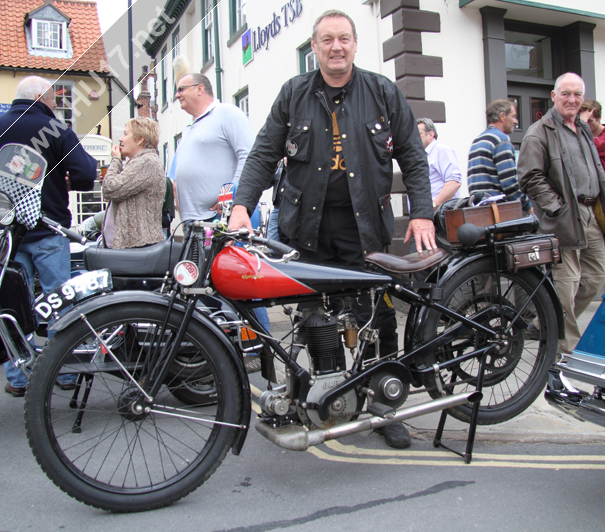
[175,84,201,94]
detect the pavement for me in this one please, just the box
[265,299,605,446]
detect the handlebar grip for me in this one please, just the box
[251,236,299,258]
[40,216,88,245]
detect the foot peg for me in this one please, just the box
[367,402,395,418]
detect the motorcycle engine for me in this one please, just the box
[297,371,359,429]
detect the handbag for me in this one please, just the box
[503,236,560,273]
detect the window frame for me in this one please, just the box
[161,46,168,111]
[235,88,249,118]
[53,81,75,132]
[201,0,214,66]
[32,19,66,51]
[299,42,318,74]
[227,0,247,45]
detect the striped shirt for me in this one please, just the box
[467,126,531,211]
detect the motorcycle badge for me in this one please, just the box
[385,134,393,153]
[286,139,298,157]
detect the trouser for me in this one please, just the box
[281,206,398,364]
[552,204,605,354]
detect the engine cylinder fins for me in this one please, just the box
[304,312,340,374]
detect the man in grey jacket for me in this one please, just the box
[230,10,435,448]
[518,72,605,355]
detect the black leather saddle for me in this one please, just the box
[365,248,449,274]
[84,240,184,277]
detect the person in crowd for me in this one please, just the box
[173,73,267,372]
[518,72,605,355]
[579,99,605,168]
[102,117,165,249]
[229,10,434,448]
[0,76,96,396]
[468,100,533,213]
[267,158,287,242]
[173,73,254,223]
[414,117,461,254]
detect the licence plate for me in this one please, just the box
[35,269,112,320]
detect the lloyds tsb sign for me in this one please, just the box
[253,0,303,52]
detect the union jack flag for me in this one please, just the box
[218,182,235,211]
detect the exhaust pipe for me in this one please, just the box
[256,391,482,451]
[545,369,605,429]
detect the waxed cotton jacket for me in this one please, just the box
[235,66,432,255]
[518,109,605,249]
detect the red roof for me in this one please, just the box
[0,0,109,73]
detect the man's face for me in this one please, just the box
[586,113,601,135]
[311,16,357,82]
[501,108,518,135]
[176,75,201,116]
[417,124,434,148]
[552,75,585,122]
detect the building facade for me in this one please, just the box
[144,0,605,253]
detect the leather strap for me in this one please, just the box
[491,203,502,240]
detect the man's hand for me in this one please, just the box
[404,217,436,252]
[228,205,254,233]
[209,202,223,215]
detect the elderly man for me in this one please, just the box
[518,72,605,355]
[174,73,254,223]
[230,10,434,449]
[0,76,96,396]
[468,100,532,213]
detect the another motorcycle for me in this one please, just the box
[23,184,563,512]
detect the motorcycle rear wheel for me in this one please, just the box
[25,302,241,512]
[420,259,558,425]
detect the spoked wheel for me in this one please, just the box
[25,302,242,512]
[420,258,558,425]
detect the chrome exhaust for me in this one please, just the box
[545,368,605,429]
[256,391,482,451]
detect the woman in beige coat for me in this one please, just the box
[102,117,165,249]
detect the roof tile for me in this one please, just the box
[0,0,109,73]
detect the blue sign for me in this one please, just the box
[0,103,11,115]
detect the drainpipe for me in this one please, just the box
[213,0,222,102]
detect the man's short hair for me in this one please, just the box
[486,99,515,125]
[181,73,214,98]
[416,118,438,139]
[15,76,53,100]
[554,72,585,95]
[581,99,602,121]
[127,117,160,150]
[312,10,357,41]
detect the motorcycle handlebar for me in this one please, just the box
[40,216,88,246]
[250,235,300,260]
[457,214,540,247]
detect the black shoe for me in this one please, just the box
[376,422,411,449]
[4,382,25,398]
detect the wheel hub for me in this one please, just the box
[117,388,148,421]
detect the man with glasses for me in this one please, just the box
[173,73,254,224]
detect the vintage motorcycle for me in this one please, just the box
[19,167,565,512]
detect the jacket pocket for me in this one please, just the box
[278,180,303,238]
[378,193,395,244]
[285,119,312,163]
[366,118,393,164]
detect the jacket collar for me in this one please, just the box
[311,64,357,94]
[11,99,56,119]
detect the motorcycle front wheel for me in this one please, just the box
[25,302,242,512]
[420,258,558,425]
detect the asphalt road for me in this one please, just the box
[3,368,605,532]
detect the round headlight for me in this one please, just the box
[0,193,15,225]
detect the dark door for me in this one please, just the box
[508,82,553,149]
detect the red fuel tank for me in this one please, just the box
[211,246,316,300]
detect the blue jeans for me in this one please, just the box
[4,235,73,388]
[267,208,280,242]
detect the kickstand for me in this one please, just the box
[71,373,94,434]
[433,352,486,464]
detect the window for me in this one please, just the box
[163,143,169,170]
[299,42,318,73]
[202,0,214,64]
[235,89,249,117]
[54,83,74,131]
[161,46,168,109]
[172,27,180,59]
[505,31,553,80]
[174,133,182,152]
[33,20,66,50]
[230,0,246,37]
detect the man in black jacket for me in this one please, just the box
[230,10,435,448]
[0,76,96,397]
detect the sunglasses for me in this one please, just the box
[176,84,201,94]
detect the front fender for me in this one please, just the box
[49,290,252,455]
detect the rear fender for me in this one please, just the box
[49,290,252,455]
